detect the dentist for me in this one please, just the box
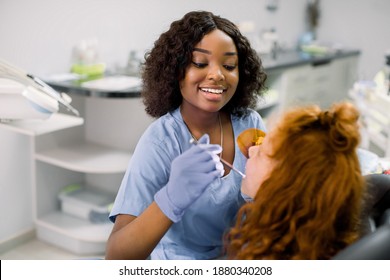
[106,10,267,260]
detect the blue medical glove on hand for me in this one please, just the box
[155,134,222,223]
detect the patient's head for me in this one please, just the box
[227,102,365,260]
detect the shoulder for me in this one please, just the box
[245,108,262,120]
[135,108,190,156]
[140,113,177,145]
[232,109,264,123]
[231,109,267,133]
[232,108,261,119]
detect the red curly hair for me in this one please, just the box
[226,102,365,259]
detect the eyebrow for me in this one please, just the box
[193,47,237,56]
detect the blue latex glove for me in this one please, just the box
[155,134,222,222]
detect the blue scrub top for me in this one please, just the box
[109,107,266,259]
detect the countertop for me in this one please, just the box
[260,48,361,71]
[46,49,360,98]
[46,76,142,98]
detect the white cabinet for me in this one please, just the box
[0,114,84,253]
[34,134,128,255]
[257,69,283,111]
[1,94,153,255]
[0,127,33,250]
[258,54,359,123]
[35,95,152,255]
[280,56,358,110]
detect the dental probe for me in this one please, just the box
[189,138,246,178]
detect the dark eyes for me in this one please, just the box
[191,61,237,71]
[224,65,237,71]
[191,61,207,68]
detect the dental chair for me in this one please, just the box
[333,173,390,260]
[332,224,390,260]
[363,174,390,232]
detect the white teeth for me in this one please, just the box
[201,88,224,94]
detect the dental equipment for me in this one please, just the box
[0,58,79,120]
[190,138,246,178]
[237,128,266,158]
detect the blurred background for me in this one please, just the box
[1,0,389,259]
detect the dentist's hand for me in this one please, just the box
[155,134,222,222]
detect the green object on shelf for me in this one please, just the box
[60,184,82,194]
[71,63,106,76]
[300,44,329,55]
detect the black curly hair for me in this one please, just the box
[141,10,267,118]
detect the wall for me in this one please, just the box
[1,0,388,79]
[0,0,307,77]
[317,0,390,79]
[0,129,34,247]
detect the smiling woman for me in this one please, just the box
[179,29,240,144]
[105,10,268,260]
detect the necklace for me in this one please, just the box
[186,113,223,159]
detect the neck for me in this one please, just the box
[180,107,221,139]
[181,106,224,161]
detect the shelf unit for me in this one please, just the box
[0,113,83,136]
[35,211,113,255]
[35,142,131,174]
[32,95,151,255]
[0,113,84,252]
[1,92,152,255]
[33,137,130,255]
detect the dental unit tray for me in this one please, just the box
[0,58,79,120]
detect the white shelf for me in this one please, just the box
[36,141,131,174]
[0,113,83,136]
[37,211,112,242]
[36,211,113,255]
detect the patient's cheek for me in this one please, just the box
[241,173,261,198]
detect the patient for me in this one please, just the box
[225,102,366,260]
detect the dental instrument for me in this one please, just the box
[190,138,246,178]
[0,58,79,120]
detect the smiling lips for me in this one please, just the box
[200,87,225,94]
